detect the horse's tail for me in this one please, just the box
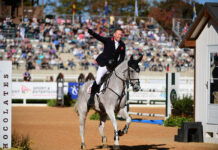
[74,101,79,116]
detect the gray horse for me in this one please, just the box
[74,55,142,150]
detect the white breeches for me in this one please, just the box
[96,66,108,85]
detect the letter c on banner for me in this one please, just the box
[71,86,78,95]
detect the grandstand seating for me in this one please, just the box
[0,16,194,81]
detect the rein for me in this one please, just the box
[102,66,139,101]
[105,71,126,100]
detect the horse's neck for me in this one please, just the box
[108,72,125,93]
[115,62,128,79]
[107,63,127,93]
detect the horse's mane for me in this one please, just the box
[115,59,128,72]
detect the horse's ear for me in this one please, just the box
[130,55,134,61]
[137,53,143,63]
[128,55,134,66]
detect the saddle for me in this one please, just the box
[98,71,113,94]
[88,71,113,95]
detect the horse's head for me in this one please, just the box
[127,54,143,92]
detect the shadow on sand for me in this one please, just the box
[89,144,171,150]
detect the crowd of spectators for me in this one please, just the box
[0,16,194,73]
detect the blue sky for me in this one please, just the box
[196,0,218,4]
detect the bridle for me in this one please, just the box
[114,66,140,87]
[127,67,140,87]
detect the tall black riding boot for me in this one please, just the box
[87,81,99,107]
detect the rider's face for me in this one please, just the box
[113,30,123,42]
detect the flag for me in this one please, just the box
[192,2,197,22]
[105,0,109,15]
[135,0,138,17]
[73,1,76,15]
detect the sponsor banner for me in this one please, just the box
[179,84,193,98]
[0,61,12,148]
[68,82,83,99]
[129,78,193,100]
[12,82,56,99]
[130,80,166,100]
[129,91,166,100]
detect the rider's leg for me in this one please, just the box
[87,81,98,106]
[96,66,108,85]
[88,66,108,106]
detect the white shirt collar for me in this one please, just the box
[115,40,119,49]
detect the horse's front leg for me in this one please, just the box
[117,108,131,136]
[99,113,108,148]
[106,108,120,150]
[117,95,131,136]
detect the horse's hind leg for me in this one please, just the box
[79,110,88,150]
[99,113,108,148]
[117,108,131,136]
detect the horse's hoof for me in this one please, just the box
[102,136,108,148]
[113,145,120,150]
[81,143,86,150]
[102,144,108,149]
[118,130,124,136]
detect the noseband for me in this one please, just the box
[127,67,140,86]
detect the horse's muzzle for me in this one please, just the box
[133,83,141,92]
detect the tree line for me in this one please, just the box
[46,0,203,33]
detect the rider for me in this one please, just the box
[87,24,126,106]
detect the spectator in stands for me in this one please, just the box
[0,16,195,74]
[57,57,64,69]
[20,25,25,40]
[0,30,4,40]
[182,23,189,37]
[26,57,35,70]
[54,38,60,51]
[83,58,90,70]
[68,58,76,70]
[41,58,50,69]
[23,70,31,82]
[60,38,65,53]
[12,57,19,69]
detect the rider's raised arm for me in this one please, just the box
[87,28,107,44]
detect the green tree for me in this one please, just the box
[149,0,203,33]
